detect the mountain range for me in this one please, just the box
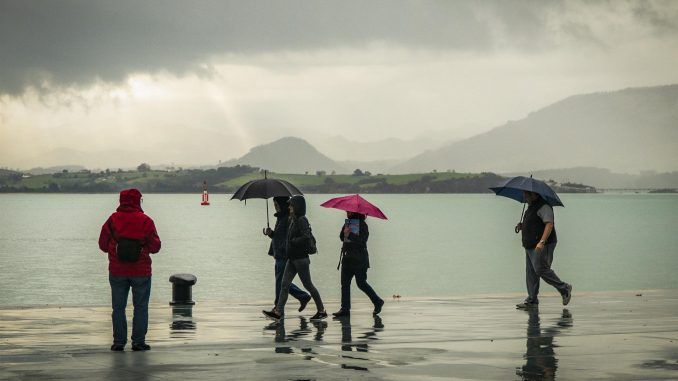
[223,85,678,176]
[8,84,678,178]
[393,85,678,173]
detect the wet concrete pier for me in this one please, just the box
[1,289,677,380]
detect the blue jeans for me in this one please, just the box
[525,243,568,303]
[109,275,152,346]
[341,264,382,311]
[275,257,310,306]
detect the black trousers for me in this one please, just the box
[340,263,382,310]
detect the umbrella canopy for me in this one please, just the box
[230,178,302,201]
[489,176,564,207]
[230,172,303,228]
[320,194,388,220]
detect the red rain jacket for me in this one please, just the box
[98,189,161,277]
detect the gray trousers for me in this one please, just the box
[276,257,324,314]
[525,243,568,303]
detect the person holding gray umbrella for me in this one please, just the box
[491,176,573,309]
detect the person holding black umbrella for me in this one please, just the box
[263,196,311,315]
[515,190,572,309]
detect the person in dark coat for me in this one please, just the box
[332,212,384,317]
[263,196,311,314]
[98,189,161,351]
[263,195,327,321]
[515,191,572,309]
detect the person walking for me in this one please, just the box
[263,196,311,315]
[332,212,384,317]
[263,195,327,321]
[515,191,572,309]
[98,189,161,351]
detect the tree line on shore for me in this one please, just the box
[0,165,595,194]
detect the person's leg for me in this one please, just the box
[276,259,298,314]
[354,267,383,307]
[535,244,569,294]
[525,249,541,304]
[109,275,130,346]
[130,276,152,345]
[294,258,325,312]
[340,265,354,311]
[276,257,309,305]
[274,258,285,306]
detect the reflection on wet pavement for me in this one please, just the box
[262,314,386,372]
[170,305,197,335]
[336,315,383,353]
[2,291,678,380]
[516,308,573,380]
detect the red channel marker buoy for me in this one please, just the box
[201,180,210,206]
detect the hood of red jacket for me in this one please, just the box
[117,188,143,212]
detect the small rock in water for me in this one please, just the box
[635,293,642,296]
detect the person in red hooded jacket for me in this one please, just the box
[98,189,161,352]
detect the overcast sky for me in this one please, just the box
[1,0,677,167]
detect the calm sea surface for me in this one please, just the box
[0,193,676,307]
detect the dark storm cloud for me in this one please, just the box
[0,0,675,95]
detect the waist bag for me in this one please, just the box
[108,220,142,263]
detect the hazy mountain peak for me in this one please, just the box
[223,136,346,174]
[393,84,678,174]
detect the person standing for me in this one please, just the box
[98,189,161,351]
[263,195,327,321]
[263,196,311,315]
[515,191,572,309]
[333,212,384,317]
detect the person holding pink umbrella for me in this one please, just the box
[321,194,386,317]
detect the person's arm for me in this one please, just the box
[535,205,555,252]
[536,222,553,252]
[145,219,162,254]
[98,217,114,253]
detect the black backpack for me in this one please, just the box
[307,225,317,255]
[107,220,142,263]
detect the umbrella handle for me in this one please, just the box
[515,202,527,234]
[336,251,344,271]
[266,198,270,229]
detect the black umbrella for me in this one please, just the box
[230,171,303,228]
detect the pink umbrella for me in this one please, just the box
[320,194,388,220]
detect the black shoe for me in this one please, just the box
[332,309,350,317]
[298,296,311,312]
[310,311,327,321]
[131,343,151,351]
[110,344,125,352]
[562,284,573,306]
[516,301,538,309]
[373,299,385,315]
[263,309,283,320]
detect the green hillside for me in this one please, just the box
[0,165,509,194]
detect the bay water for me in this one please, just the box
[0,193,676,307]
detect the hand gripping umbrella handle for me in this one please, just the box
[515,202,527,234]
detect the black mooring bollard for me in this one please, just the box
[169,273,197,305]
